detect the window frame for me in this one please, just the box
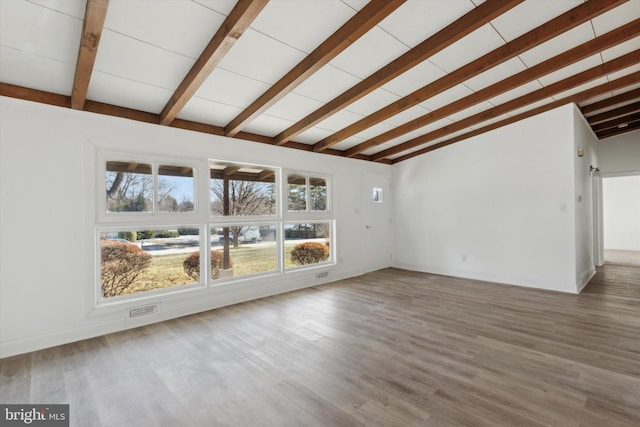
[98,150,201,224]
[284,220,335,271]
[284,170,332,218]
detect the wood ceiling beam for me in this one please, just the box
[272,0,524,146]
[373,50,640,161]
[0,82,70,108]
[347,18,639,157]
[596,120,640,139]
[71,0,109,110]
[587,100,640,124]
[591,112,640,133]
[159,0,269,126]
[313,0,627,153]
[224,0,406,137]
[580,87,640,115]
[389,71,640,163]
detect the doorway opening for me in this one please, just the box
[602,174,640,267]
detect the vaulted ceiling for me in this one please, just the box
[1,0,639,164]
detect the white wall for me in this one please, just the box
[0,96,391,358]
[603,175,640,251]
[594,129,640,175]
[392,104,583,293]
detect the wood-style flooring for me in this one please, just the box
[1,264,639,426]
[605,249,640,267]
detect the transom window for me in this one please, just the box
[287,174,328,212]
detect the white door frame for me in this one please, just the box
[361,172,393,272]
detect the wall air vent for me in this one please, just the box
[129,305,158,318]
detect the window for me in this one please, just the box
[288,175,306,211]
[210,224,278,279]
[372,187,383,203]
[285,222,332,269]
[99,228,201,299]
[210,163,276,216]
[287,174,328,212]
[105,161,152,212]
[99,156,201,302]
[310,178,327,211]
[158,165,195,212]
[95,153,334,305]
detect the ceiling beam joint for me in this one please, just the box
[159,0,269,126]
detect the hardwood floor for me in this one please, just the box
[605,249,640,267]
[2,265,639,426]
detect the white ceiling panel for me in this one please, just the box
[94,30,194,90]
[363,117,458,155]
[352,121,395,141]
[553,77,608,100]
[612,81,640,96]
[250,0,356,54]
[550,76,614,101]
[472,112,517,128]
[87,71,174,113]
[537,54,604,87]
[329,136,367,152]
[294,127,334,145]
[506,97,557,118]
[379,0,474,48]
[591,1,640,35]
[178,96,242,127]
[329,26,409,79]
[428,24,505,73]
[381,60,448,97]
[518,22,595,68]
[604,63,640,81]
[447,101,497,122]
[600,36,640,63]
[579,93,613,110]
[381,105,431,127]
[340,0,368,12]
[463,57,527,92]
[419,84,473,111]
[292,64,361,102]
[344,88,400,117]
[263,92,324,123]
[491,0,582,42]
[0,46,75,95]
[487,80,545,106]
[313,109,364,133]
[103,0,225,58]
[191,0,236,16]
[194,68,269,108]
[217,28,306,85]
[361,130,435,156]
[0,0,81,64]
[242,114,294,138]
[408,117,457,139]
[28,0,86,19]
